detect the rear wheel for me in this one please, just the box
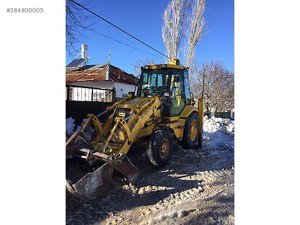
[181,112,199,149]
[146,128,173,166]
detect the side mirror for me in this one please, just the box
[190,92,195,106]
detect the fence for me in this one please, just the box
[66,86,115,126]
[66,101,113,126]
[66,85,115,102]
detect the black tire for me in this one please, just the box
[181,112,199,149]
[146,128,173,166]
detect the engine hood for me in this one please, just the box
[116,97,153,110]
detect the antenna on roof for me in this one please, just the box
[108,49,111,65]
[106,49,111,81]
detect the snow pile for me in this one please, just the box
[203,116,234,149]
[203,116,234,134]
[66,118,88,138]
[66,117,76,137]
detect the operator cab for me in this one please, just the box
[137,60,192,117]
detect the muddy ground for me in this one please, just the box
[66,130,234,225]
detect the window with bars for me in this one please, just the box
[67,86,113,102]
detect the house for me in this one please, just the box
[65,45,139,123]
[66,44,138,102]
[66,63,138,102]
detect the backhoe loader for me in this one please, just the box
[66,59,204,200]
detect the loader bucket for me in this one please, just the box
[66,155,139,200]
[66,162,115,200]
[66,115,139,200]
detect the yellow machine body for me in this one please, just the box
[66,59,204,199]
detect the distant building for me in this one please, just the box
[66,63,138,101]
[66,44,138,102]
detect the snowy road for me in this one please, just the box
[66,117,234,225]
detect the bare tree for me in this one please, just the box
[185,0,205,68]
[161,0,206,70]
[162,0,190,59]
[191,62,234,112]
[66,0,93,57]
[132,58,154,76]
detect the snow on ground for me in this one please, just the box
[66,117,86,138]
[66,116,235,225]
[66,117,76,137]
[203,116,234,150]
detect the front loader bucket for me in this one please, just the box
[107,158,139,184]
[66,162,115,200]
[66,155,139,200]
[66,114,139,200]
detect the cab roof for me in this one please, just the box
[142,59,188,70]
[142,64,187,70]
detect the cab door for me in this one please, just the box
[169,73,185,116]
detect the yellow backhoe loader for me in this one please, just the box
[66,59,204,200]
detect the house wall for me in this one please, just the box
[67,81,136,98]
[69,81,114,89]
[66,86,114,102]
[113,82,136,98]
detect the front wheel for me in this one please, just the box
[181,112,199,149]
[146,128,173,166]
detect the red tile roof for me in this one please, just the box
[66,64,138,85]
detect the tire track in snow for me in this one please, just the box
[66,117,234,225]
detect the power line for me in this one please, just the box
[87,28,162,59]
[70,0,170,60]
